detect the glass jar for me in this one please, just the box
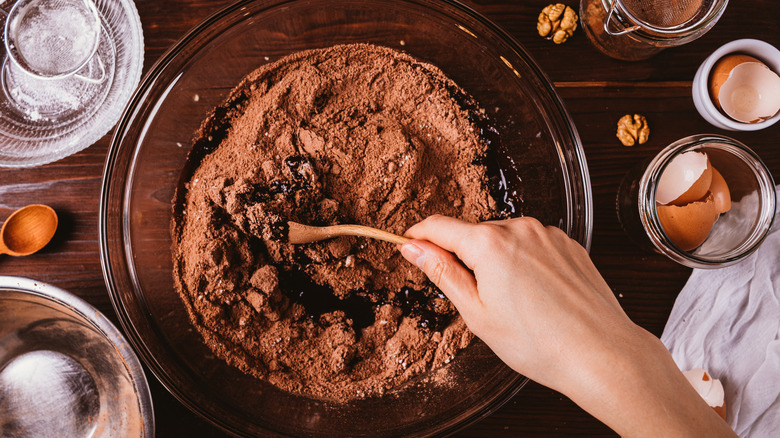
[617,134,776,268]
[580,0,730,61]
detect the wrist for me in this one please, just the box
[563,326,735,437]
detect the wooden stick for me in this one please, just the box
[287,221,410,245]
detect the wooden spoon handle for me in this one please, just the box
[288,222,410,245]
[323,224,410,245]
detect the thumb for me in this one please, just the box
[399,239,481,313]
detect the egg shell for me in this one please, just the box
[656,151,713,206]
[713,404,727,420]
[683,368,727,420]
[709,167,731,214]
[657,193,720,251]
[718,61,780,123]
[710,54,762,108]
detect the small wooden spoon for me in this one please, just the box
[287,221,409,245]
[0,204,58,256]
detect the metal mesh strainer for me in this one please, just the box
[620,0,716,29]
[5,0,101,78]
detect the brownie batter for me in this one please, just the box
[172,44,517,401]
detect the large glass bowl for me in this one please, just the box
[100,0,592,436]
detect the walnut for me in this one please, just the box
[537,4,578,44]
[616,114,650,146]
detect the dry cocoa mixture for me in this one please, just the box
[172,44,518,401]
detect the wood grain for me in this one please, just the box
[0,1,777,436]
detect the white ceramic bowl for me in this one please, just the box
[692,39,780,131]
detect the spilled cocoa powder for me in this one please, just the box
[171,44,519,401]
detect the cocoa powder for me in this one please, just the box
[172,44,511,401]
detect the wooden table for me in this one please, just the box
[1,0,777,436]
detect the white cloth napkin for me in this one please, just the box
[661,186,780,437]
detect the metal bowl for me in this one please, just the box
[0,276,154,437]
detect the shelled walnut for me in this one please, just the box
[537,4,578,44]
[617,114,650,146]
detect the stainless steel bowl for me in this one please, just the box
[0,276,154,437]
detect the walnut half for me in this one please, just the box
[537,4,578,44]
[617,114,650,146]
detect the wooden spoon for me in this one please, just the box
[287,221,409,245]
[0,204,58,256]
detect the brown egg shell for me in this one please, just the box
[670,157,713,206]
[710,54,763,109]
[718,61,780,123]
[657,194,720,251]
[713,403,727,420]
[709,167,732,214]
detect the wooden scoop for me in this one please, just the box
[287,221,409,245]
[0,204,58,256]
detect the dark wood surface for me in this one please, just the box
[1,0,778,436]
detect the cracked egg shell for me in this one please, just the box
[710,54,780,123]
[683,368,727,420]
[657,193,720,251]
[710,167,731,214]
[710,54,762,106]
[656,151,713,206]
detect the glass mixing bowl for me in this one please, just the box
[100,0,592,436]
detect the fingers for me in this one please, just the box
[405,215,495,271]
[403,215,620,319]
[399,239,481,314]
[404,215,474,254]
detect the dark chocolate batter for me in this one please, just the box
[172,44,515,401]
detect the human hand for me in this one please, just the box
[400,215,735,437]
[400,215,634,393]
